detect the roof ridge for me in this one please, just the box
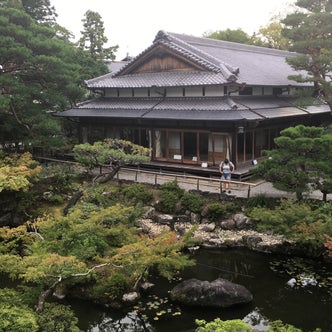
[155,30,239,81]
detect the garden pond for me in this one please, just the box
[69,248,332,332]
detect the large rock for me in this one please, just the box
[170,278,253,308]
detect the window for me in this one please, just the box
[239,87,253,95]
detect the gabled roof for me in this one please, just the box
[85,30,309,89]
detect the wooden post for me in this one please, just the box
[247,185,251,198]
[197,179,199,191]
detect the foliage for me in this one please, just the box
[206,202,237,221]
[204,28,252,44]
[252,20,291,50]
[90,272,129,300]
[0,224,33,255]
[246,193,276,209]
[36,303,82,332]
[204,22,291,50]
[0,288,81,332]
[122,183,153,205]
[78,10,118,60]
[0,6,108,151]
[0,303,38,332]
[324,234,332,258]
[0,152,41,193]
[267,320,321,332]
[247,198,332,255]
[73,139,150,179]
[157,180,184,213]
[195,318,252,332]
[81,183,121,208]
[194,318,321,332]
[253,125,332,200]
[39,163,80,195]
[21,0,57,24]
[112,231,195,282]
[180,192,204,213]
[282,0,332,111]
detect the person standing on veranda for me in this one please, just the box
[219,158,235,193]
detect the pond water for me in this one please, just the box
[70,248,332,332]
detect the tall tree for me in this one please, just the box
[21,0,57,23]
[78,10,118,60]
[282,0,332,110]
[0,7,108,151]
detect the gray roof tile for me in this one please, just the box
[57,96,328,122]
[85,31,310,89]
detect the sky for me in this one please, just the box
[51,0,295,61]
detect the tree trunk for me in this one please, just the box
[93,165,121,183]
[36,277,62,312]
[63,190,83,215]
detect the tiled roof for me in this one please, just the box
[84,71,229,88]
[85,30,309,89]
[57,96,329,122]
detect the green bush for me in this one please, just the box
[195,318,251,332]
[46,193,64,204]
[89,273,129,301]
[122,183,153,204]
[158,190,180,213]
[246,193,275,209]
[0,304,38,332]
[106,273,129,300]
[160,180,185,197]
[205,202,237,221]
[180,192,204,213]
[84,184,121,208]
[41,164,78,194]
[267,319,321,332]
[157,180,184,213]
[37,303,81,332]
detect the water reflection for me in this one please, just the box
[89,311,155,332]
[71,249,332,332]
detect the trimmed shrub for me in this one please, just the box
[180,192,204,213]
[157,180,184,214]
[122,183,153,204]
[206,202,237,221]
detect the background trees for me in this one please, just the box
[0,6,109,152]
[282,0,332,110]
[78,10,118,60]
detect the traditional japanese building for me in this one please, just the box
[57,30,330,177]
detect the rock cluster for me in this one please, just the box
[138,208,294,254]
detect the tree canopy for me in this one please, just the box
[254,125,332,200]
[78,10,118,60]
[204,28,252,44]
[21,0,57,23]
[282,0,332,110]
[73,138,151,181]
[0,6,108,151]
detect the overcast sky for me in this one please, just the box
[51,0,295,60]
